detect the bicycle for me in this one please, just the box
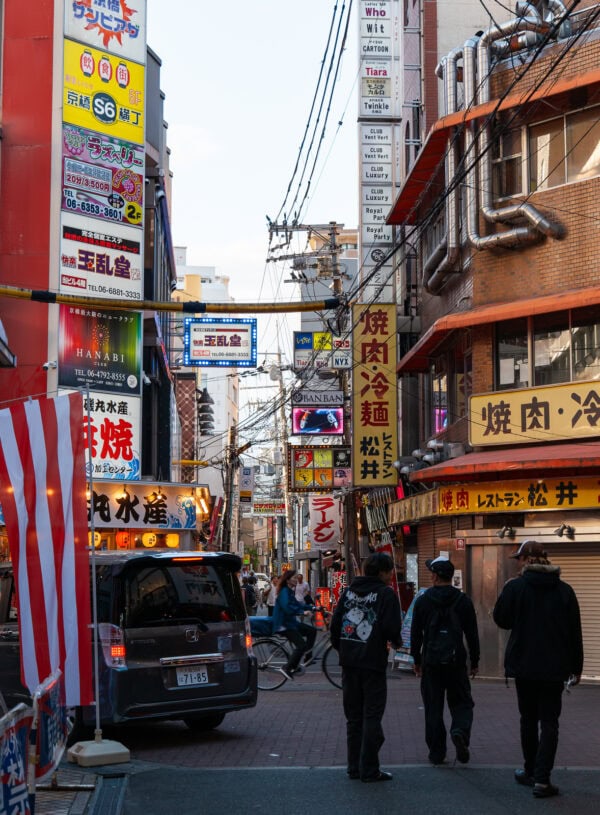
[251,610,342,690]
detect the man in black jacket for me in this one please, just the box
[493,540,583,799]
[330,552,402,783]
[410,556,480,767]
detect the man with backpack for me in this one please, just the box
[410,556,480,766]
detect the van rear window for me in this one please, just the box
[123,563,245,626]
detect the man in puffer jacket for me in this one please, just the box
[493,540,583,799]
[330,552,402,783]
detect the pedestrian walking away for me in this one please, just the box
[410,556,480,767]
[272,569,316,679]
[330,551,402,783]
[263,574,278,617]
[493,539,584,799]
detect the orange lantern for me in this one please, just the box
[116,531,130,549]
[165,533,179,549]
[142,533,157,548]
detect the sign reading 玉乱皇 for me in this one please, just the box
[183,318,257,367]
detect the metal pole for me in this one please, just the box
[328,222,356,582]
[85,385,102,738]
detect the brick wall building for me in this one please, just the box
[387,0,600,678]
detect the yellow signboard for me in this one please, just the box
[390,476,600,523]
[470,381,600,446]
[63,39,145,145]
[438,476,600,515]
[352,304,398,487]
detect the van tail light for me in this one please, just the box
[98,622,126,668]
[244,617,254,656]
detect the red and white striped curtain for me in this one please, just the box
[0,392,93,706]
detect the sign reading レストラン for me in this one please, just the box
[388,476,600,524]
[470,381,600,445]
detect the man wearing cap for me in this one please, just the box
[493,540,583,799]
[410,556,480,766]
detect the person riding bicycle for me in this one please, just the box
[272,569,317,680]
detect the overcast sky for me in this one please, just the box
[146,0,360,362]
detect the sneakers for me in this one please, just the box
[451,731,470,764]
[533,783,559,798]
[279,667,294,681]
[514,769,535,787]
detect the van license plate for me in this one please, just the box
[176,666,209,686]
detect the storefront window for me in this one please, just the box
[496,309,600,388]
[431,372,448,433]
[496,318,529,390]
[533,313,570,386]
[571,306,600,381]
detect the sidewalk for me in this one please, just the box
[52,676,600,814]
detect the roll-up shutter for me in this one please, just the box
[546,542,600,681]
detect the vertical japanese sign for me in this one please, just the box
[352,304,398,486]
[308,493,342,551]
[358,0,402,301]
[60,0,147,482]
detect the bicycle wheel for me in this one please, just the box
[254,637,290,690]
[322,643,343,689]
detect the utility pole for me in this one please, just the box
[269,220,356,580]
[218,428,251,553]
[328,222,356,583]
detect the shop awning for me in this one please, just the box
[409,441,600,484]
[386,67,600,226]
[398,285,600,373]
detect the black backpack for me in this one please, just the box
[245,584,257,609]
[424,593,464,666]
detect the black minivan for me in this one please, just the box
[0,551,257,732]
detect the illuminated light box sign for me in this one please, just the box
[291,407,344,436]
[288,445,352,492]
[183,317,257,367]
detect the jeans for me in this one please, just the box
[420,663,474,762]
[342,667,387,780]
[283,622,317,670]
[515,678,563,784]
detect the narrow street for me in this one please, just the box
[88,673,600,814]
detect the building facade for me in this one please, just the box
[387,0,600,679]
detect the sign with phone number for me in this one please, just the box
[61,124,144,228]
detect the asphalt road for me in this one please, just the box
[80,672,600,814]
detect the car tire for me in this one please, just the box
[183,712,226,732]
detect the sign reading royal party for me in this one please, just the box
[352,304,398,486]
[60,0,147,480]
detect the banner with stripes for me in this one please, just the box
[0,393,93,706]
